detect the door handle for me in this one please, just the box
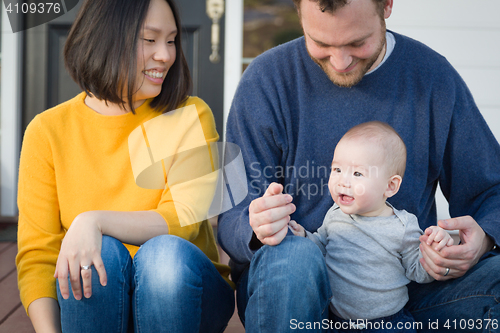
[206,0,224,63]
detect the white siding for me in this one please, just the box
[1,9,23,216]
[387,0,500,219]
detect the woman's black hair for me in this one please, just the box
[64,0,191,114]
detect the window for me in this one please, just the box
[243,0,302,69]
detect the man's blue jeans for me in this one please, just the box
[57,235,235,333]
[330,308,417,333]
[406,252,500,332]
[236,236,332,332]
[236,236,500,332]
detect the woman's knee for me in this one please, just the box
[57,235,131,295]
[57,237,133,327]
[134,235,205,294]
[135,235,201,265]
[101,235,129,259]
[100,235,132,272]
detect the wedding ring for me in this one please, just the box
[81,265,91,271]
[443,267,450,276]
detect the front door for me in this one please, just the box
[22,0,225,139]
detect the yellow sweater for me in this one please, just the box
[16,93,232,312]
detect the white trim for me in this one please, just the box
[1,12,22,216]
[242,57,254,65]
[223,0,243,138]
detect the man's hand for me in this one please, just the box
[249,182,295,246]
[419,216,494,281]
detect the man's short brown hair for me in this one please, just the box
[64,0,191,114]
[293,0,387,17]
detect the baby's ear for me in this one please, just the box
[385,175,402,198]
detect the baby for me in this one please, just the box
[289,121,453,332]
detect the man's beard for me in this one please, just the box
[308,29,387,88]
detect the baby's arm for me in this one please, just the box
[424,225,454,251]
[289,220,305,237]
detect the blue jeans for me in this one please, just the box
[406,252,500,333]
[236,236,332,333]
[57,235,235,333]
[330,308,416,333]
[237,236,500,332]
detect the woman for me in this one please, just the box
[16,0,235,332]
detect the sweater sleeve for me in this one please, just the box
[217,58,288,265]
[400,213,434,284]
[16,116,65,313]
[304,207,336,256]
[150,97,220,240]
[305,229,327,256]
[437,74,500,247]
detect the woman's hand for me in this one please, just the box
[54,211,107,300]
[54,210,167,300]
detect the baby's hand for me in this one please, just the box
[288,220,305,237]
[424,225,454,251]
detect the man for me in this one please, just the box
[218,0,500,332]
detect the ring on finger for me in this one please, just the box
[443,267,450,276]
[81,265,91,271]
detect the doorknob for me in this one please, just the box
[206,0,224,63]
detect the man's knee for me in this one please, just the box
[252,236,325,271]
[243,237,331,327]
[467,254,500,293]
[249,236,328,289]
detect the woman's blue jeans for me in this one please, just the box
[236,236,500,333]
[57,235,235,333]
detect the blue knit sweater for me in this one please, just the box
[218,32,500,271]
